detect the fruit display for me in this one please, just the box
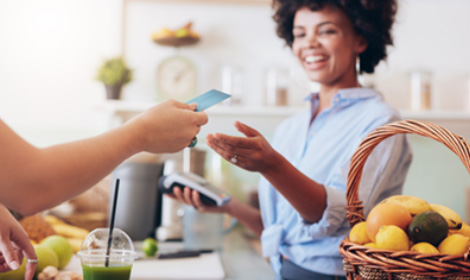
[349,195,469,255]
[12,214,91,278]
[152,22,200,47]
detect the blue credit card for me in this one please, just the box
[186,89,231,112]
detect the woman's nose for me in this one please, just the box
[305,32,320,48]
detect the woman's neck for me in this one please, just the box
[317,78,361,113]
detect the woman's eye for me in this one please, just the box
[293,32,305,38]
[319,29,336,35]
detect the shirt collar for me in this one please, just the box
[304,87,382,119]
[304,87,381,101]
[305,87,382,107]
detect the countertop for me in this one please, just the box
[65,227,276,280]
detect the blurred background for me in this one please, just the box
[1,0,470,224]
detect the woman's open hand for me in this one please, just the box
[206,121,279,173]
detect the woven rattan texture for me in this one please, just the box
[339,120,470,280]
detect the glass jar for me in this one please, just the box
[409,71,432,111]
[220,65,244,106]
[265,67,289,107]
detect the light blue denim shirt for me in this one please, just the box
[258,88,412,276]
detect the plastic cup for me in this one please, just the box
[78,228,137,280]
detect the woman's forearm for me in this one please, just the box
[225,198,264,236]
[261,152,327,223]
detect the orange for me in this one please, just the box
[366,202,412,242]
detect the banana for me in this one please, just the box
[380,195,431,216]
[43,215,66,226]
[430,203,462,230]
[449,222,470,238]
[51,223,89,240]
[66,238,83,253]
[152,28,174,40]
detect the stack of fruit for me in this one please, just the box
[0,235,79,280]
[349,195,470,255]
[43,215,89,253]
[0,214,90,279]
[151,22,200,47]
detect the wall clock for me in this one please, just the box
[156,55,197,101]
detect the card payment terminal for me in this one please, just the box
[158,172,231,207]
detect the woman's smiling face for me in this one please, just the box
[292,5,367,88]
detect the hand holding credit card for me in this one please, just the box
[186,89,231,111]
[186,89,231,148]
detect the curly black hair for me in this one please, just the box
[272,0,397,74]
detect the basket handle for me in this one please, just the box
[345,119,470,227]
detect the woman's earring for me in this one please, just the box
[356,56,361,75]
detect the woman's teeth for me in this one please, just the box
[305,55,326,63]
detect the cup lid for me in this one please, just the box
[78,228,136,257]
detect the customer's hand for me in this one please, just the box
[206,121,279,173]
[127,99,208,153]
[0,205,37,280]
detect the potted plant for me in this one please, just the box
[95,57,133,100]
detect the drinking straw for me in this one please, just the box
[105,178,120,267]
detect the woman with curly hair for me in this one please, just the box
[172,1,412,279]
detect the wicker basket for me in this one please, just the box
[339,119,470,280]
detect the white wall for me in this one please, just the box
[1,0,470,217]
[122,0,470,111]
[0,0,123,145]
[1,0,470,145]
[122,1,310,106]
[376,0,470,111]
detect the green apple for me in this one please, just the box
[0,258,26,280]
[40,235,73,269]
[34,244,59,274]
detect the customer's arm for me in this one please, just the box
[0,99,208,215]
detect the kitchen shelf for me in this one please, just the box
[400,110,470,121]
[98,100,470,136]
[97,100,305,117]
[124,0,270,4]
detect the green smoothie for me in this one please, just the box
[82,264,133,280]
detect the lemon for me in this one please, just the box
[410,242,439,254]
[142,237,158,257]
[364,243,378,248]
[349,222,371,245]
[375,225,409,251]
[438,234,470,255]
